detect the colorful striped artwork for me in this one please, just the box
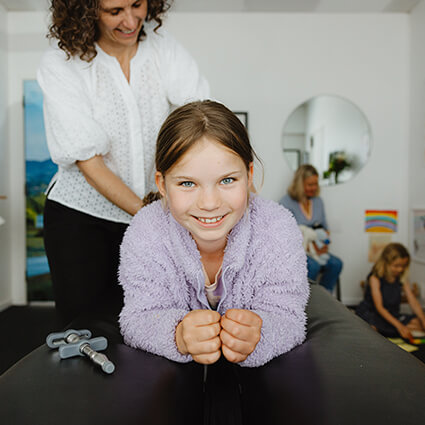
[365,210,398,233]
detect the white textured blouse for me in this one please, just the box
[37,23,210,224]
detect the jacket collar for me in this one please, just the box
[165,197,254,282]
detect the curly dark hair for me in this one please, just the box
[48,0,172,62]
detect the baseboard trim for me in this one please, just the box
[0,300,12,312]
[29,301,55,307]
[341,297,361,307]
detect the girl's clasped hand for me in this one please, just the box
[176,309,262,364]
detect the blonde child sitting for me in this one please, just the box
[356,243,425,339]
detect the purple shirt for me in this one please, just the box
[203,265,224,310]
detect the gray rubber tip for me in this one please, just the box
[102,361,115,374]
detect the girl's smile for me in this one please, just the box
[156,136,253,255]
[194,215,226,226]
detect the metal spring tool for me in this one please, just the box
[46,329,115,374]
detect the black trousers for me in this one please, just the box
[43,199,128,327]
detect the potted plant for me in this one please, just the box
[323,151,351,184]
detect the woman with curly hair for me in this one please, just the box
[38,0,210,325]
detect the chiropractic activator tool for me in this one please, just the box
[46,329,115,374]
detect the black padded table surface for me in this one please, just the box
[1,285,425,425]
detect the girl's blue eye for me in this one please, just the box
[221,177,234,185]
[180,181,195,188]
[133,1,141,8]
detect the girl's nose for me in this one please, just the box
[198,188,220,211]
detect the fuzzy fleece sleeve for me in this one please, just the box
[119,203,192,363]
[240,200,309,367]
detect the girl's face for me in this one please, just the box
[97,0,147,50]
[303,175,319,198]
[155,136,253,254]
[388,257,409,279]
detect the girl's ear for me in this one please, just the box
[155,171,166,197]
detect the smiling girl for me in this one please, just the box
[119,101,309,367]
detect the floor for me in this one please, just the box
[0,305,59,375]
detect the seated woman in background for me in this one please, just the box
[280,164,343,292]
[356,243,425,339]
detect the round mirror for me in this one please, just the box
[282,95,372,185]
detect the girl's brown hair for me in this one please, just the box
[371,242,410,282]
[287,164,320,201]
[143,100,260,204]
[48,0,172,62]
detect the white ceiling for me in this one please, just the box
[0,0,48,12]
[0,0,421,13]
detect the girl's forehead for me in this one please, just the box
[171,136,242,169]
[391,257,409,265]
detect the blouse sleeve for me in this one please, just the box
[317,197,329,230]
[37,47,110,167]
[279,194,292,211]
[153,29,210,105]
[279,195,301,224]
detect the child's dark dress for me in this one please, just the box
[356,274,415,337]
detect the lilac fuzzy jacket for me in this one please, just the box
[119,195,309,367]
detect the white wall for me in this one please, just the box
[166,13,410,304]
[7,11,49,305]
[409,1,425,301]
[5,11,410,305]
[0,3,11,309]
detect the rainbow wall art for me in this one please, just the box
[365,210,398,233]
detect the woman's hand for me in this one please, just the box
[397,323,413,340]
[175,310,222,364]
[315,244,329,255]
[220,309,262,363]
[403,281,425,331]
[77,155,143,215]
[311,241,328,255]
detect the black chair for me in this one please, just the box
[309,276,342,301]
